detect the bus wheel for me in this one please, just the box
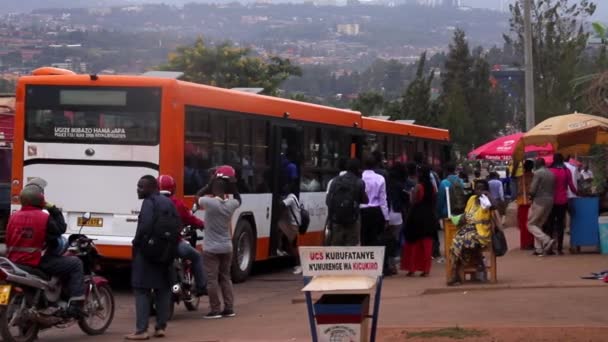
[232,220,255,283]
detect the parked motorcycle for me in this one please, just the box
[0,213,115,342]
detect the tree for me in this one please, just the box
[400,52,437,125]
[158,37,302,95]
[351,92,386,116]
[505,0,596,121]
[438,30,511,151]
[0,79,15,93]
[439,29,476,151]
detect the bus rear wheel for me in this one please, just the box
[232,220,255,283]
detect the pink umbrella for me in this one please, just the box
[468,133,553,160]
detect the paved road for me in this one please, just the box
[18,227,608,341]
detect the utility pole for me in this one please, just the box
[524,0,535,130]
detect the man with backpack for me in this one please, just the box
[127,175,181,340]
[438,164,466,219]
[326,159,369,246]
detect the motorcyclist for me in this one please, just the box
[6,178,86,318]
[157,174,207,297]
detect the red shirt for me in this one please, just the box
[550,167,576,205]
[169,196,204,228]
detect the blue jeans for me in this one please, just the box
[177,241,206,291]
[134,287,169,333]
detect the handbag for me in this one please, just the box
[491,211,508,257]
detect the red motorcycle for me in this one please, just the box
[0,214,115,342]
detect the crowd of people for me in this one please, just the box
[323,152,478,280]
[5,148,597,340]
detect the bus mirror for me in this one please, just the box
[83,212,92,221]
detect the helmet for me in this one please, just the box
[158,174,176,196]
[214,165,236,180]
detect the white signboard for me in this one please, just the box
[299,246,385,278]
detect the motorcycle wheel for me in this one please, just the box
[183,270,200,312]
[78,284,115,335]
[0,292,39,342]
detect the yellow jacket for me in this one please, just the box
[465,196,492,238]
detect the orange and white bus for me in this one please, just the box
[10,68,449,282]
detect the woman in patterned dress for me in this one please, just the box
[447,179,494,286]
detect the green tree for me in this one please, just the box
[158,37,302,95]
[439,30,511,151]
[0,79,15,93]
[439,29,476,151]
[400,51,436,125]
[351,92,386,116]
[505,0,596,121]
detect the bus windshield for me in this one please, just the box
[25,86,161,145]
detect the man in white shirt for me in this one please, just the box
[565,157,579,239]
[360,157,389,248]
[581,165,593,180]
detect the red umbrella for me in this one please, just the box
[468,133,552,160]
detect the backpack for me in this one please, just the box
[448,177,466,215]
[327,174,360,225]
[141,197,181,265]
[287,195,310,234]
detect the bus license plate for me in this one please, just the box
[0,285,11,305]
[78,217,104,227]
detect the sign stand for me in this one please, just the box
[299,246,385,342]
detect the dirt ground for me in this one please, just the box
[32,204,608,341]
[381,327,608,342]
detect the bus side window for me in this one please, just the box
[184,106,212,196]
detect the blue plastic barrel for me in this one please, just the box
[571,197,600,248]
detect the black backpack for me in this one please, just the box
[327,174,360,225]
[448,177,467,215]
[141,197,181,265]
[287,195,311,234]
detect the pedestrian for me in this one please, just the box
[488,172,505,217]
[360,156,389,249]
[127,175,180,340]
[581,164,594,180]
[385,162,408,275]
[516,160,535,250]
[198,166,241,319]
[413,152,441,260]
[437,163,466,218]
[527,158,556,257]
[460,171,473,198]
[326,159,369,246]
[547,154,577,255]
[401,166,438,277]
[472,169,483,189]
[277,182,303,274]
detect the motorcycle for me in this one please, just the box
[0,213,115,342]
[169,225,203,318]
[151,224,203,320]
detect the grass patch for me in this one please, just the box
[407,327,487,340]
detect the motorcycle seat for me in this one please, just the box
[15,264,51,281]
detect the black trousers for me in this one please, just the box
[360,207,385,247]
[39,255,85,300]
[547,204,568,251]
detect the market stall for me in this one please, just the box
[514,113,608,253]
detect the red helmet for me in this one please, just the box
[214,165,236,180]
[158,174,176,195]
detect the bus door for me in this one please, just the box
[269,124,302,256]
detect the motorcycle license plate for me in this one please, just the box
[78,217,103,227]
[0,285,11,305]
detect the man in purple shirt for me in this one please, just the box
[360,156,389,249]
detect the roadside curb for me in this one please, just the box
[421,281,607,295]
